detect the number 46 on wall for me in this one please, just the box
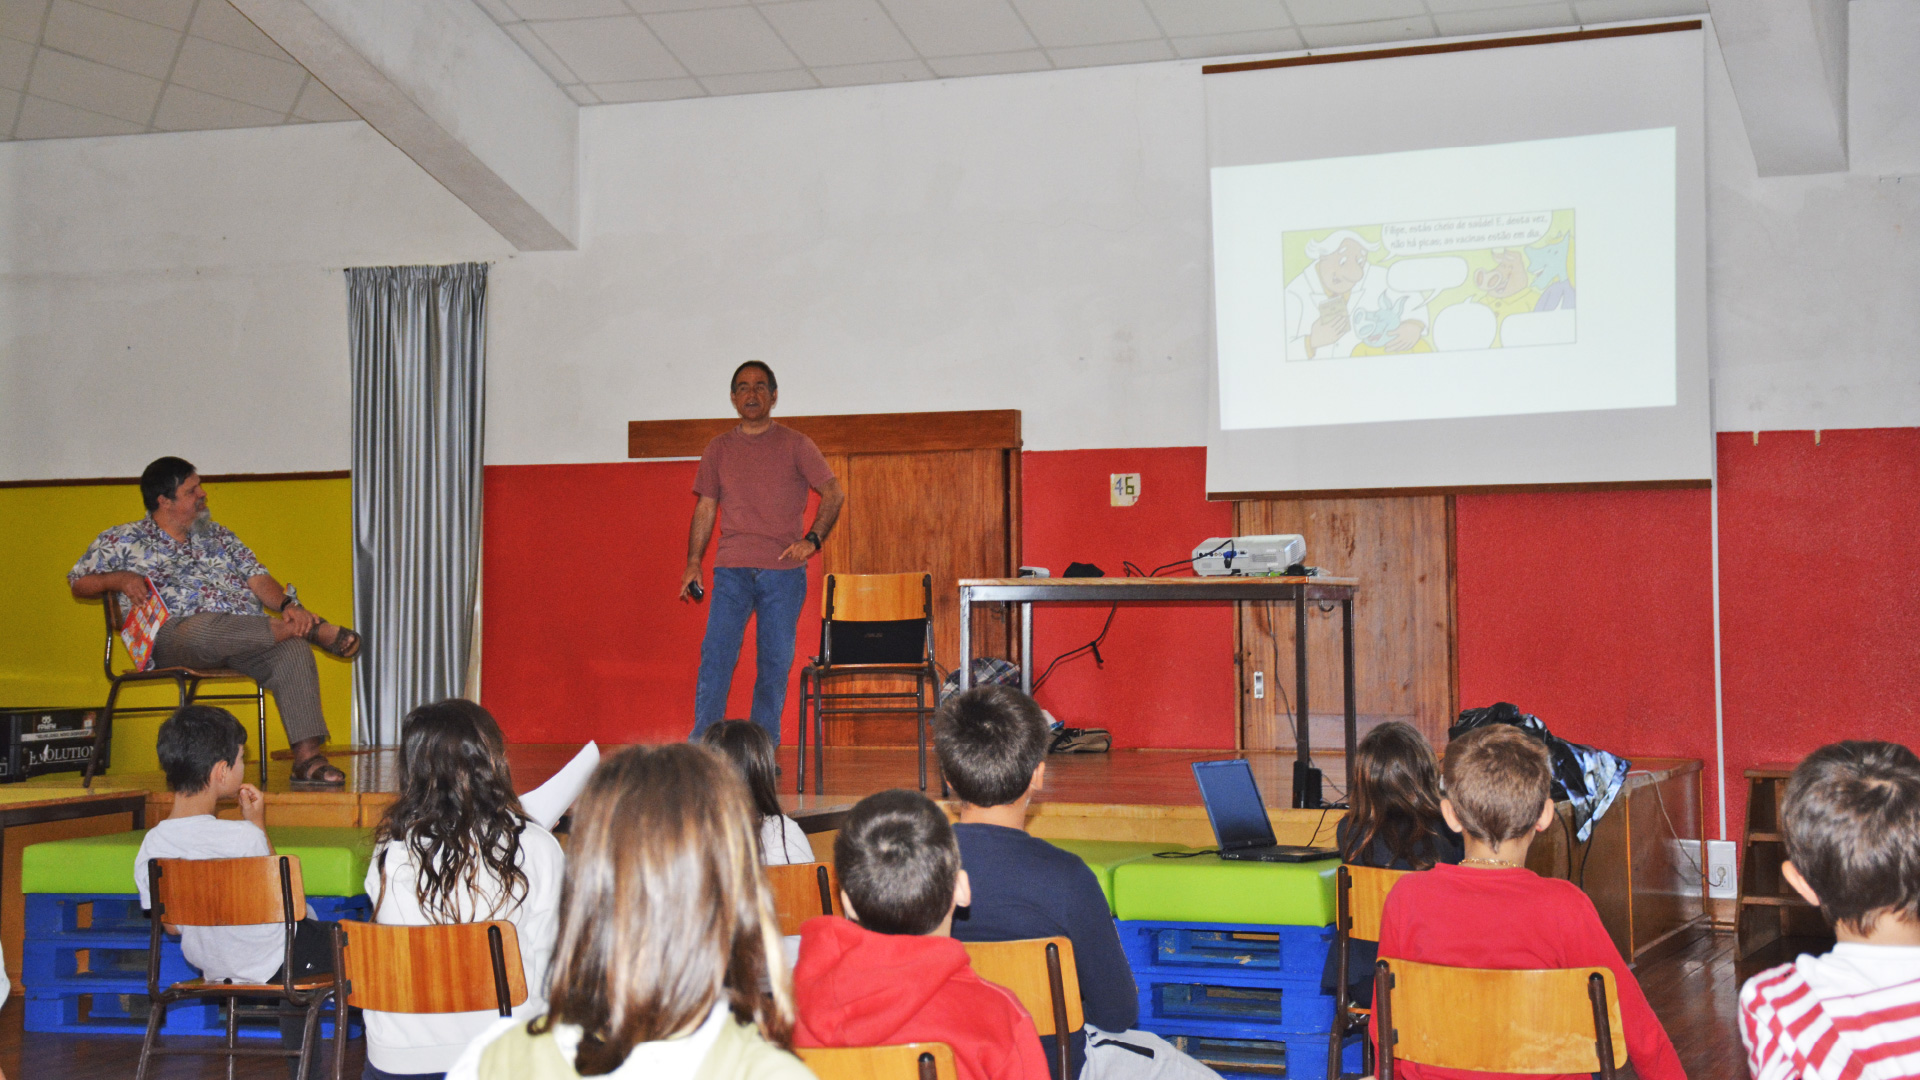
[1110,473,1140,507]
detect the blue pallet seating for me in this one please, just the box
[1159,1025,1363,1080]
[1118,920,1332,980]
[23,891,369,1038]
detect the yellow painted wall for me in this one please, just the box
[0,478,355,773]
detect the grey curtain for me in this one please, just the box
[346,263,488,745]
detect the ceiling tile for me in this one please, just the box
[43,0,181,79]
[1424,0,1561,10]
[189,2,295,61]
[0,1,51,45]
[1009,0,1160,47]
[1569,0,1704,21]
[27,47,159,122]
[1170,26,1303,58]
[760,0,916,68]
[624,0,743,12]
[1431,3,1573,35]
[646,7,800,75]
[563,82,597,102]
[152,81,282,129]
[1285,0,1425,25]
[0,34,32,88]
[72,0,195,31]
[589,76,707,101]
[698,68,816,94]
[503,23,579,82]
[471,0,520,23]
[1046,37,1172,67]
[1297,14,1434,46]
[0,84,19,123]
[924,49,1050,76]
[810,57,933,86]
[169,35,305,113]
[13,92,143,134]
[291,76,357,121]
[503,0,628,18]
[531,16,686,81]
[1144,0,1292,38]
[879,0,1034,57]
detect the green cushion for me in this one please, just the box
[1111,854,1336,925]
[23,826,375,897]
[1046,839,1195,914]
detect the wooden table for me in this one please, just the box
[0,787,149,980]
[957,576,1359,806]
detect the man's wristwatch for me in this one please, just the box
[804,532,822,551]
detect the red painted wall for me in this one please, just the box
[1454,487,1721,829]
[1018,447,1237,748]
[481,461,821,744]
[1717,428,1920,835]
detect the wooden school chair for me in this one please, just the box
[88,591,268,788]
[799,1042,958,1080]
[798,572,938,795]
[767,861,844,936]
[136,855,338,1080]
[329,919,529,1080]
[1373,957,1628,1080]
[1328,864,1410,1079]
[962,937,1084,1080]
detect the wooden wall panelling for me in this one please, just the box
[630,410,1021,459]
[821,448,1012,745]
[1234,496,1454,754]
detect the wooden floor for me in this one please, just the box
[0,928,1750,1079]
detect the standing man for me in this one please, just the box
[682,362,845,746]
[69,457,362,786]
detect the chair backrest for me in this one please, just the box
[797,1043,958,1080]
[822,574,933,666]
[962,937,1085,1036]
[334,920,529,1015]
[1339,864,1410,944]
[768,861,843,936]
[152,855,306,925]
[1375,958,1627,1076]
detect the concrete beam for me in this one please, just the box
[1707,0,1848,175]
[233,0,577,251]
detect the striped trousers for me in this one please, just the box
[152,613,330,746]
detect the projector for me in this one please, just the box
[1192,534,1307,577]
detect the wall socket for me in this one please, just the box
[1253,671,1265,699]
[1706,839,1737,899]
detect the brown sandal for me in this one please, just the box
[305,621,363,661]
[290,754,347,787]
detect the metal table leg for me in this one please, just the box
[1294,591,1311,765]
[959,589,973,690]
[1021,602,1032,695]
[1343,597,1358,772]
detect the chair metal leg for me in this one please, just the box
[812,680,825,796]
[796,672,809,795]
[294,991,326,1080]
[225,994,239,1080]
[1045,942,1072,1080]
[134,994,166,1080]
[86,679,126,789]
[1589,972,1617,1080]
[1374,962,1395,1080]
[916,672,929,792]
[254,685,269,789]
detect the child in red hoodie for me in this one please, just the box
[794,789,1052,1080]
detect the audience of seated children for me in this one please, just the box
[936,685,1218,1080]
[1741,740,1920,1080]
[362,700,566,1080]
[447,743,811,1080]
[1374,723,1682,1080]
[703,719,813,865]
[1322,721,1463,1007]
[792,788,1051,1080]
[133,705,334,1063]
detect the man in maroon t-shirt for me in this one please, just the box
[682,361,845,745]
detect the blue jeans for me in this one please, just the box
[691,566,808,747]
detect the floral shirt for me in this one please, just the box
[69,517,268,620]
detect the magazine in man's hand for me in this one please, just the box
[121,578,169,671]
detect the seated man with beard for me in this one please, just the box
[68,456,361,786]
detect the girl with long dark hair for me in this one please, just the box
[1323,720,1462,1006]
[363,699,566,1080]
[447,743,811,1080]
[702,720,811,864]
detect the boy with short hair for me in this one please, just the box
[792,788,1050,1080]
[1375,723,1683,1080]
[1741,740,1920,1079]
[134,706,332,1061]
[938,686,1216,1080]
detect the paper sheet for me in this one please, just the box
[520,742,599,830]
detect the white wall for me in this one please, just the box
[2,28,1918,479]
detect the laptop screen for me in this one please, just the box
[1192,759,1279,851]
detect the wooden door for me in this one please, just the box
[1235,496,1455,754]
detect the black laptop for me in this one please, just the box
[1192,759,1339,863]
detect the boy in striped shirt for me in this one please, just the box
[1741,740,1920,1080]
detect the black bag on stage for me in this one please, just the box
[1049,727,1112,754]
[1448,702,1629,843]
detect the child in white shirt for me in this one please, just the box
[702,720,812,865]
